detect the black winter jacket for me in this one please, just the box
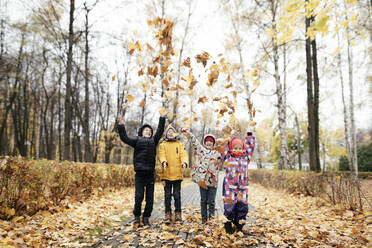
[117,117,166,172]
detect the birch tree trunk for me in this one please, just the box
[336,27,353,171]
[346,21,358,177]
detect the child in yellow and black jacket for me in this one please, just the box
[157,126,188,223]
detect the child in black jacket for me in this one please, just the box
[117,106,169,226]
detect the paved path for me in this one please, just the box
[91,174,258,248]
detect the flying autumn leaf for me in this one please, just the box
[126,94,135,102]
[195,52,210,67]
[159,107,165,115]
[225,83,233,89]
[198,96,208,104]
[249,121,257,126]
[139,100,146,108]
[138,69,144,76]
[112,75,116,81]
[162,80,169,87]
[207,70,219,87]
[121,103,129,109]
[183,57,191,67]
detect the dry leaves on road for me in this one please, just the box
[0,184,164,247]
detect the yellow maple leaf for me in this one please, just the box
[126,94,135,102]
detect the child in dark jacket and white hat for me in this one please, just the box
[117,106,169,226]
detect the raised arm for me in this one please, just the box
[117,124,138,148]
[181,128,205,155]
[244,132,255,157]
[153,116,166,145]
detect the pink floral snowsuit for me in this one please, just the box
[221,135,255,225]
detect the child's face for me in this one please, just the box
[166,129,176,139]
[142,127,152,138]
[204,141,214,149]
[232,144,243,153]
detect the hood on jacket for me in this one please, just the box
[228,137,246,151]
[203,134,216,146]
[164,125,180,141]
[138,124,153,137]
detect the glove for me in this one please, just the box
[162,161,168,168]
[182,162,187,169]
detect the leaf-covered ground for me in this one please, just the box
[0,181,370,247]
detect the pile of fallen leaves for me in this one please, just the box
[100,186,370,248]
[0,183,165,247]
[1,180,370,247]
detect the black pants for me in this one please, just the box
[164,180,182,214]
[133,171,154,218]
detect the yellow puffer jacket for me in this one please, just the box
[158,140,188,181]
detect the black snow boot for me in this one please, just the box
[224,221,234,234]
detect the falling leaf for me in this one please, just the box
[138,69,144,76]
[195,52,210,67]
[176,84,185,90]
[225,83,233,89]
[207,70,219,87]
[139,100,146,108]
[121,103,128,109]
[183,57,191,67]
[162,80,169,87]
[112,75,116,81]
[249,121,257,126]
[198,97,208,104]
[252,69,259,77]
[146,43,154,51]
[126,94,135,102]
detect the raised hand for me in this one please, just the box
[160,108,171,118]
[118,114,124,125]
[180,127,188,133]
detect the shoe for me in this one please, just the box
[224,221,234,234]
[175,212,182,222]
[133,216,141,226]
[165,212,172,224]
[208,214,215,220]
[202,217,207,224]
[143,217,150,226]
[235,223,243,232]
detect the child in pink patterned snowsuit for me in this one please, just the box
[221,132,255,233]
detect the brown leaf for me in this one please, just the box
[198,96,208,104]
[139,100,146,108]
[195,52,210,67]
[137,69,144,76]
[162,80,169,87]
[112,75,116,81]
[225,83,232,89]
[183,57,191,67]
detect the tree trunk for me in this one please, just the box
[83,3,91,162]
[311,37,321,171]
[271,3,289,170]
[294,113,302,170]
[171,1,192,125]
[346,23,358,177]
[336,28,353,171]
[64,0,75,161]
[305,6,317,171]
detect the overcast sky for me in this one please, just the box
[4,0,371,131]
